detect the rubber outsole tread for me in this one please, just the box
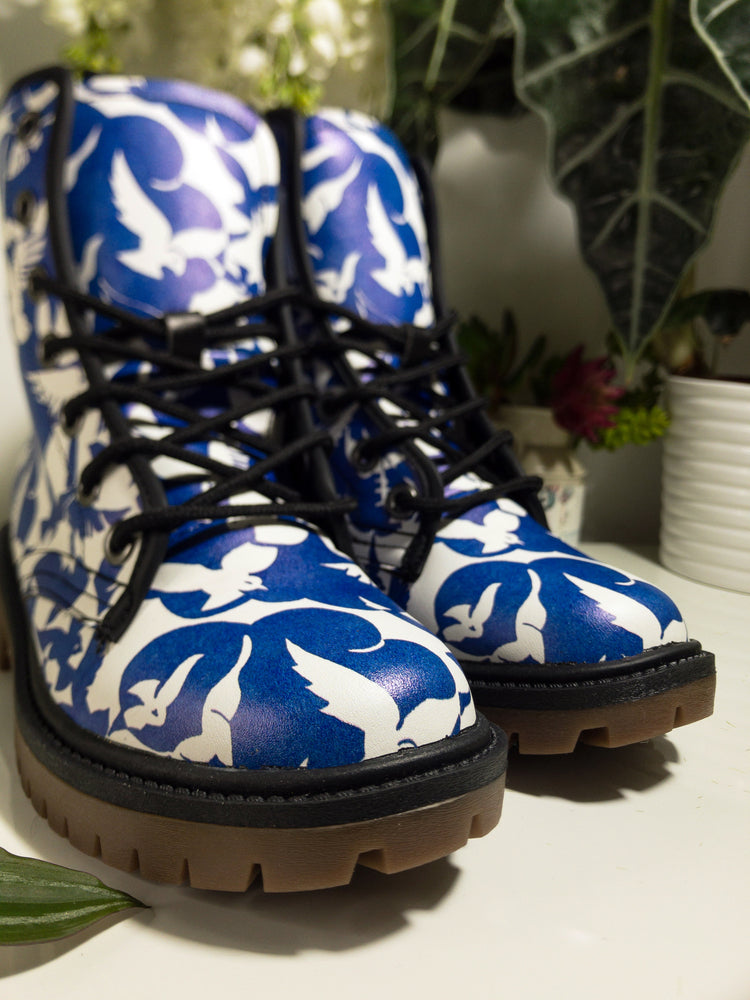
[483,673,716,754]
[0,527,507,892]
[15,725,505,892]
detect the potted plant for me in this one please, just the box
[458,310,669,543]
[504,1,750,591]
[650,290,750,592]
[387,0,750,587]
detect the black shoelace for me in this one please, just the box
[32,271,356,561]
[305,298,542,523]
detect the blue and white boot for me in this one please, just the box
[275,108,716,754]
[0,68,507,891]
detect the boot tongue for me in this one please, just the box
[301,109,434,328]
[66,76,280,318]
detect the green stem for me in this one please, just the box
[425,0,460,92]
[631,0,673,351]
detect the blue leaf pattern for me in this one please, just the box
[300,109,689,666]
[2,77,475,770]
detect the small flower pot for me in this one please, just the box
[495,404,586,546]
[660,374,750,593]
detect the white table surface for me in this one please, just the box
[0,541,747,1000]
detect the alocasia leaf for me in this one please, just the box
[0,848,145,945]
[507,0,750,360]
[691,0,750,109]
[388,0,511,158]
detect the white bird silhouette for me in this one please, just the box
[314,249,361,303]
[412,299,436,327]
[287,640,464,758]
[365,184,431,298]
[64,125,102,191]
[84,76,146,95]
[494,570,546,662]
[172,634,252,765]
[26,363,88,418]
[0,103,13,149]
[223,200,278,288]
[301,141,340,173]
[443,581,502,645]
[111,151,229,279]
[80,89,279,234]
[124,652,202,730]
[4,202,49,344]
[563,573,688,649]
[438,506,522,554]
[303,156,362,235]
[320,110,429,247]
[77,233,104,289]
[186,277,248,315]
[203,114,279,193]
[322,561,372,582]
[155,540,278,610]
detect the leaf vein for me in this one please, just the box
[556,101,644,182]
[701,0,742,27]
[663,68,750,117]
[519,15,651,89]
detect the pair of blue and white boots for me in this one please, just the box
[0,67,716,891]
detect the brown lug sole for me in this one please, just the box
[15,726,504,893]
[481,673,717,755]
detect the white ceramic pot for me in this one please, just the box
[496,404,586,546]
[660,374,750,593]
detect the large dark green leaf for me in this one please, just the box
[691,0,750,108]
[0,848,145,945]
[508,0,750,360]
[388,0,511,158]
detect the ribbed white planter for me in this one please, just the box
[660,374,750,593]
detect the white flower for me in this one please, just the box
[287,46,308,78]
[267,9,293,35]
[29,0,390,116]
[310,30,338,67]
[237,44,270,78]
[42,0,86,33]
[43,0,153,35]
[306,0,344,34]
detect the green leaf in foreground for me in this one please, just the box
[0,848,146,945]
[508,0,750,361]
[691,0,750,110]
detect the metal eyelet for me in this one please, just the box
[352,439,379,473]
[76,480,100,507]
[13,189,37,226]
[60,406,82,438]
[17,111,42,144]
[385,483,418,518]
[36,333,57,368]
[104,525,136,566]
[28,267,48,301]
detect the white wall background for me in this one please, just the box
[435,108,750,542]
[2,10,750,543]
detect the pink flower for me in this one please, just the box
[549,346,624,443]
